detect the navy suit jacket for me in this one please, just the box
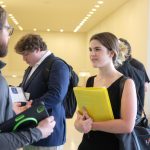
[21,54,70,146]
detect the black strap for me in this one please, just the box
[119,76,128,99]
[120,76,147,118]
[86,76,96,87]
[43,56,71,82]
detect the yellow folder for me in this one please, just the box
[73,87,114,121]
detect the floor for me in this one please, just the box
[64,116,82,150]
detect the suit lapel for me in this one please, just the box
[21,66,32,87]
[24,63,45,89]
[23,54,55,90]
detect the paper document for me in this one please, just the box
[74,87,114,121]
[9,86,27,103]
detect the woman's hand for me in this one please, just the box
[82,106,90,119]
[74,108,93,133]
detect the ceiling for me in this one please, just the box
[3,0,129,32]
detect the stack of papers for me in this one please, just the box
[9,86,27,103]
[74,87,114,121]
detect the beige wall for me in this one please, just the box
[86,0,149,69]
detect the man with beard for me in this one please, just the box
[0,6,56,150]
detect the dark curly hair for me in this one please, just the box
[15,34,47,54]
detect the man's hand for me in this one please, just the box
[13,101,32,114]
[37,116,56,138]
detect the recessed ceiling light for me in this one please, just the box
[6,4,23,31]
[92,8,96,12]
[10,16,15,19]
[60,29,64,32]
[73,1,101,32]
[95,5,100,8]
[12,18,17,22]
[8,14,13,17]
[1,4,6,8]
[87,14,91,17]
[89,11,94,14]
[33,28,37,31]
[18,25,23,31]
[80,22,84,26]
[14,20,19,25]
[0,1,4,5]
[97,1,104,5]
[12,74,17,78]
[46,29,50,32]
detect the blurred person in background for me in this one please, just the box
[119,38,150,91]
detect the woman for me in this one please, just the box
[74,32,137,150]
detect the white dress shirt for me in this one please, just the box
[26,50,51,83]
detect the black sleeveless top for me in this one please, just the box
[78,76,125,150]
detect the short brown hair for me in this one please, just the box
[15,34,47,54]
[90,32,119,63]
[0,6,7,27]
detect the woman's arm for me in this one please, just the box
[92,79,137,134]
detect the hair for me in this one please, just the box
[119,38,131,57]
[0,6,7,27]
[90,32,119,64]
[15,34,47,54]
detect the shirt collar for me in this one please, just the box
[35,50,51,66]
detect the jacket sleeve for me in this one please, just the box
[0,128,42,150]
[34,60,70,109]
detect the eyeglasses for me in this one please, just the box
[0,25,14,36]
[4,25,14,36]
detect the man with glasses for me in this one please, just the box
[0,6,56,150]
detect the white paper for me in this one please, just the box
[9,86,27,103]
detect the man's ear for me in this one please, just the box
[35,48,41,53]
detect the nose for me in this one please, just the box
[90,50,96,56]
